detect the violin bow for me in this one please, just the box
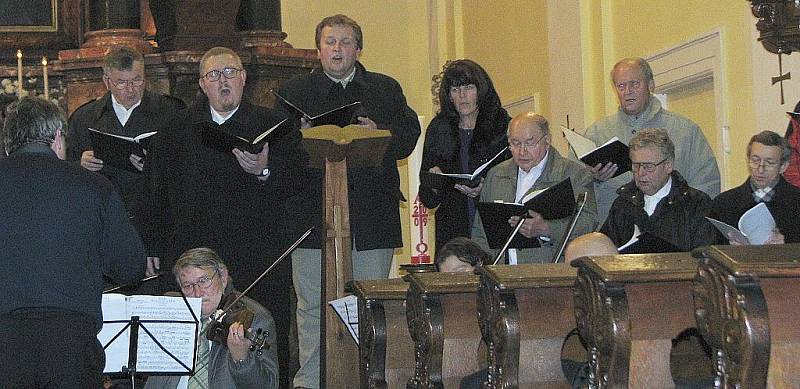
[217,227,314,315]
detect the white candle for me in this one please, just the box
[42,57,49,100]
[16,50,23,96]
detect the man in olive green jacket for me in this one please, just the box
[472,112,597,264]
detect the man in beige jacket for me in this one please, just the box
[472,112,597,264]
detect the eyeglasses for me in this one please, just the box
[631,157,669,173]
[202,68,242,82]
[615,80,642,92]
[509,133,547,151]
[748,156,781,170]
[180,271,218,293]
[106,77,144,89]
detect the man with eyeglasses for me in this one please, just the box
[1,97,145,388]
[274,14,420,389]
[143,248,278,389]
[601,128,717,252]
[143,46,308,388]
[471,112,597,264]
[68,45,185,283]
[709,130,800,244]
[574,57,720,225]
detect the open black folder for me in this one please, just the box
[617,231,680,254]
[420,147,510,190]
[272,90,362,128]
[200,118,289,154]
[562,127,631,178]
[477,178,575,249]
[88,128,157,173]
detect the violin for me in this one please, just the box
[206,291,269,355]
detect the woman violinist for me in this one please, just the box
[144,248,278,389]
[420,60,511,252]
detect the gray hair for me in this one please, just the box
[629,128,675,161]
[173,247,228,283]
[611,57,654,82]
[2,96,67,155]
[102,46,144,75]
[507,112,550,137]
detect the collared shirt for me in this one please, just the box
[111,95,141,126]
[749,176,779,203]
[643,176,672,216]
[324,67,357,89]
[515,151,549,202]
[509,151,548,264]
[210,105,240,125]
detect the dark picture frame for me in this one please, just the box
[0,0,58,32]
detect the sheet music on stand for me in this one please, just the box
[328,295,359,344]
[99,294,202,375]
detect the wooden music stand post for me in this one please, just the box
[301,125,391,388]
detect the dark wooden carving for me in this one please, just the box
[351,278,413,389]
[691,244,800,388]
[574,268,629,388]
[478,272,518,388]
[406,278,444,389]
[692,254,770,388]
[478,263,578,388]
[359,298,386,388]
[749,0,800,54]
[405,272,481,389]
[572,253,701,388]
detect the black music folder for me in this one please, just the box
[272,90,362,128]
[88,128,156,173]
[477,177,576,249]
[420,147,510,190]
[617,232,680,254]
[200,118,289,154]
[562,127,631,178]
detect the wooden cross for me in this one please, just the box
[772,53,792,105]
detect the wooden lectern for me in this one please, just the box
[301,125,391,388]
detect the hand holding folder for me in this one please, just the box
[477,178,576,249]
[562,126,631,178]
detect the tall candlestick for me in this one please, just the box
[42,57,49,100]
[16,50,23,96]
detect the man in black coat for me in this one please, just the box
[142,47,308,388]
[601,128,717,252]
[67,45,184,279]
[0,97,145,388]
[275,14,421,389]
[710,130,800,244]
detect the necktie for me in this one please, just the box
[188,320,210,389]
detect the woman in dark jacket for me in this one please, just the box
[419,59,511,252]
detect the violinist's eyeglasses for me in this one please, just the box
[180,271,218,293]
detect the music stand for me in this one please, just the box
[99,293,201,388]
[302,125,391,388]
[551,192,588,263]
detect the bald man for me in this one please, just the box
[564,232,618,264]
[472,112,598,264]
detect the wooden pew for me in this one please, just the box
[405,272,482,388]
[349,277,415,388]
[692,244,800,388]
[477,263,578,388]
[571,252,710,388]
